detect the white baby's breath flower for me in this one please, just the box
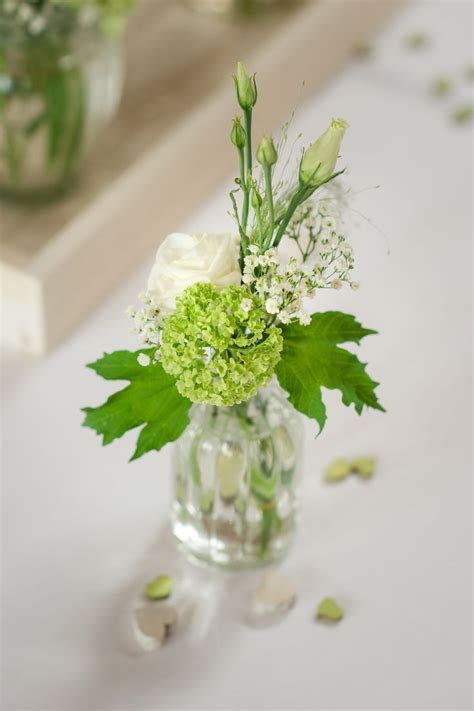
[78,6,100,27]
[318,200,332,216]
[350,281,360,290]
[298,312,311,326]
[3,1,17,15]
[28,14,46,34]
[278,310,291,324]
[324,216,336,229]
[245,255,259,269]
[265,297,280,315]
[137,353,151,367]
[240,298,253,312]
[18,3,33,22]
[332,279,343,290]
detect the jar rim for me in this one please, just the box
[0,5,102,47]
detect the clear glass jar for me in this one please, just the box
[172,382,303,569]
[0,10,124,201]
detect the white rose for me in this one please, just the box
[147,232,241,312]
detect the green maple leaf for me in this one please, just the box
[276,311,384,432]
[82,350,192,461]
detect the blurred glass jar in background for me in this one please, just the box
[0,2,126,202]
[185,0,285,17]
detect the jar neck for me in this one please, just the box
[192,378,283,428]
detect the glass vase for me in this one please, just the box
[184,0,287,17]
[172,381,303,569]
[0,11,124,202]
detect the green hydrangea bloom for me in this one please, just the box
[161,283,283,406]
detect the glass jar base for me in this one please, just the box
[0,177,77,205]
[171,510,295,571]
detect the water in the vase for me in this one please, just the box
[172,382,303,569]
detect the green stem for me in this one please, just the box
[238,146,246,192]
[260,502,276,556]
[242,108,253,232]
[61,68,85,180]
[272,169,347,249]
[256,202,264,250]
[263,164,274,249]
[238,144,250,247]
[272,187,306,248]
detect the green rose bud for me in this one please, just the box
[234,61,257,110]
[299,118,348,187]
[231,117,246,149]
[256,135,278,168]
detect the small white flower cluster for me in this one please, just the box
[126,292,163,365]
[288,196,359,291]
[242,201,358,327]
[2,1,47,35]
[242,246,314,326]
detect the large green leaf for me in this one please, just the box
[276,311,384,431]
[82,350,192,461]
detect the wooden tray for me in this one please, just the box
[0,0,402,354]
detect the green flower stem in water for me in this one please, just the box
[0,36,86,198]
[234,401,279,557]
[259,500,276,555]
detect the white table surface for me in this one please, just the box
[1,1,472,709]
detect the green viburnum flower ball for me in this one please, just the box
[160,283,283,406]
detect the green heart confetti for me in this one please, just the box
[452,104,474,125]
[324,458,351,482]
[144,575,173,601]
[352,42,374,60]
[405,32,429,50]
[351,456,376,479]
[432,76,452,97]
[316,597,344,622]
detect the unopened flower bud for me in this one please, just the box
[251,186,263,209]
[256,135,278,168]
[234,62,257,110]
[231,117,246,149]
[299,118,348,187]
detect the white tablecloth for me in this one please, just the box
[2,1,472,709]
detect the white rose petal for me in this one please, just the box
[147,233,241,313]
